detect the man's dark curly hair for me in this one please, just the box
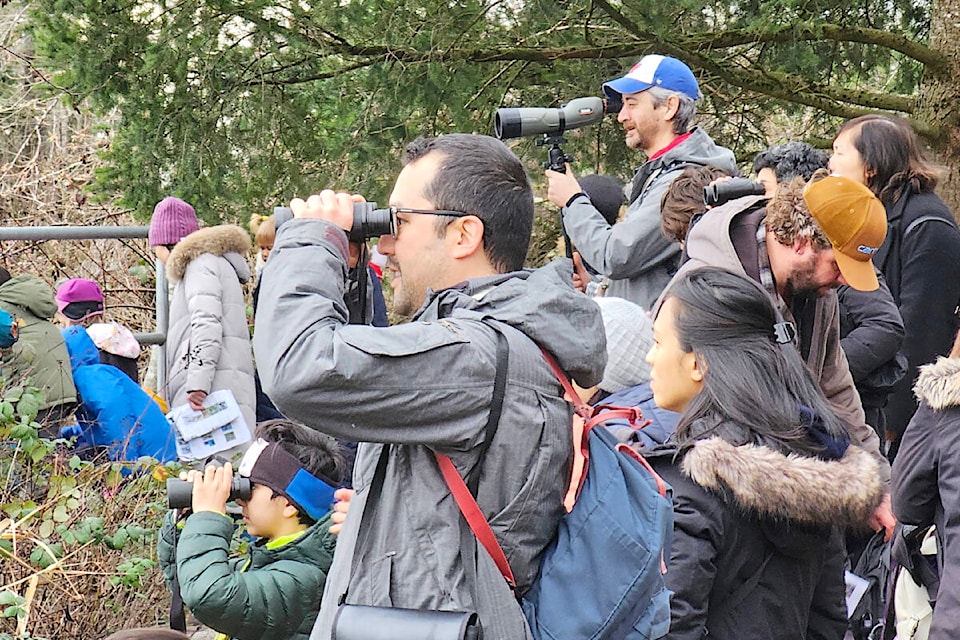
[752,142,828,182]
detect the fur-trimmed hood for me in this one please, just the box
[681,437,884,530]
[914,356,960,410]
[166,225,251,283]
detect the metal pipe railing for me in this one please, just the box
[0,224,168,393]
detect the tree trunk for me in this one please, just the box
[919,0,960,219]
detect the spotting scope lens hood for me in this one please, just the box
[494,96,614,139]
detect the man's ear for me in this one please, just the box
[661,94,681,122]
[449,215,485,259]
[792,237,812,256]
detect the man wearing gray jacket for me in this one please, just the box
[546,54,737,309]
[254,134,607,640]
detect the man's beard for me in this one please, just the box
[784,258,829,299]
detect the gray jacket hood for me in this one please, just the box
[655,126,737,173]
[423,258,607,388]
[167,224,251,283]
[914,356,960,410]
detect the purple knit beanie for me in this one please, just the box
[149,197,199,247]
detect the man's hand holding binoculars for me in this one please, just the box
[290,190,366,233]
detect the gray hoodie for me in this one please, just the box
[670,196,890,483]
[562,127,737,309]
[253,218,607,640]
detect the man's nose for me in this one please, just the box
[617,104,629,123]
[378,234,396,254]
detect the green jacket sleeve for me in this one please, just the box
[157,510,180,593]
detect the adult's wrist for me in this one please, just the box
[565,192,588,209]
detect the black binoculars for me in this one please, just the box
[166,476,253,510]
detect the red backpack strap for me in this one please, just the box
[540,348,592,420]
[435,452,517,588]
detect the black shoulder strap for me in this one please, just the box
[169,573,187,632]
[903,214,955,238]
[344,322,510,601]
[467,322,510,495]
[629,159,699,204]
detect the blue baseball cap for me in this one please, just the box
[603,55,700,101]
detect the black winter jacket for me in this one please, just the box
[838,276,905,420]
[892,356,960,640]
[876,189,960,442]
[646,423,884,640]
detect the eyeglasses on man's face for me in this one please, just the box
[383,207,471,237]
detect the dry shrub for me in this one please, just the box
[1,14,172,637]
[0,410,172,638]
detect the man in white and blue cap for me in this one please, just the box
[546,54,737,309]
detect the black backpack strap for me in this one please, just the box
[467,321,510,495]
[629,159,699,204]
[169,573,187,632]
[903,214,955,238]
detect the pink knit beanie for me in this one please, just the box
[149,197,199,247]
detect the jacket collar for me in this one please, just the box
[914,356,960,410]
[166,225,251,282]
[680,436,883,528]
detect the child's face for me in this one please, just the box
[237,483,292,540]
[259,243,273,263]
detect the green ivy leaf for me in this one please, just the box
[1,604,23,618]
[53,504,69,523]
[39,519,55,538]
[29,545,58,569]
[15,393,40,422]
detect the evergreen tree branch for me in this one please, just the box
[691,24,949,74]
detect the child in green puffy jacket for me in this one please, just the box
[158,419,345,640]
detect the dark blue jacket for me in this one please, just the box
[599,382,679,449]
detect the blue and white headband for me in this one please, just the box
[238,438,337,522]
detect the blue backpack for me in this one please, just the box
[436,349,674,640]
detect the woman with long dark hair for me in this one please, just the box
[830,115,960,458]
[644,267,885,639]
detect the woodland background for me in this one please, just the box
[1,0,959,636]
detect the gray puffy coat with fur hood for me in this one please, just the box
[164,225,255,438]
[646,422,884,640]
[892,355,960,640]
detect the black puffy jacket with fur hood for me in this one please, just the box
[892,355,960,640]
[646,421,884,640]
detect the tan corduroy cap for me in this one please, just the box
[803,176,887,291]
